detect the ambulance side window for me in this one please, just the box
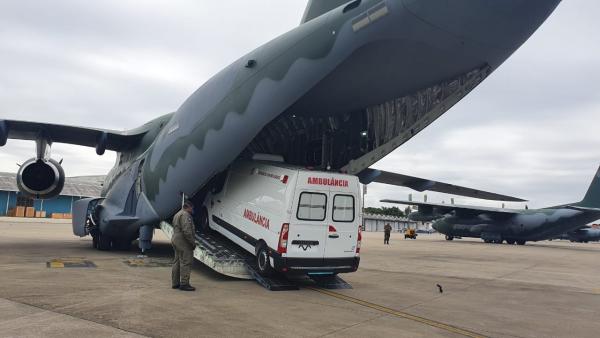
[333,194,355,222]
[297,192,327,221]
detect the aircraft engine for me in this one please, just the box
[16,158,65,199]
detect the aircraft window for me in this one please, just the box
[344,0,361,13]
[333,194,355,222]
[297,192,327,221]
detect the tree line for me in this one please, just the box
[363,206,411,218]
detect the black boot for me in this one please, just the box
[179,284,196,291]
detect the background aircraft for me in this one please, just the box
[0,0,560,250]
[382,165,600,245]
[554,227,600,243]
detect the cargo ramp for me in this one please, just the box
[160,221,351,291]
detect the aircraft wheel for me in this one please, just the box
[91,234,99,249]
[97,232,112,251]
[199,207,211,233]
[516,240,526,246]
[256,245,273,277]
[445,235,454,241]
[483,239,492,243]
[112,238,132,251]
[495,240,503,244]
[506,239,515,245]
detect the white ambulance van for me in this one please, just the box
[202,160,361,277]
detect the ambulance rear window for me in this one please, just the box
[297,192,327,221]
[333,194,355,222]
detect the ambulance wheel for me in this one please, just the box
[97,232,112,251]
[256,246,273,277]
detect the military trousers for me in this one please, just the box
[172,235,194,286]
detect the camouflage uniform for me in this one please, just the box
[384,224,392,245]
[171,209,196,287]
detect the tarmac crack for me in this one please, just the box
[0,296,150,337]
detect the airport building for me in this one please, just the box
[362,213,418,232]
[0,172,104,218]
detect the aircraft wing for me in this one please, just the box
[381,199,520,217]
[565,205,600,213]
[0,119,147,154]
[359,168,526,202]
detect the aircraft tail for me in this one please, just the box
[575,166,600,208]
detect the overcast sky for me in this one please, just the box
[1,1,599,209]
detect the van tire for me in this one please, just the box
[256,246,273,277]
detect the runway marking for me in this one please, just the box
[309,287,487,338]
[46,258,96,269]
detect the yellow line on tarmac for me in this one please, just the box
[308,287,487,338]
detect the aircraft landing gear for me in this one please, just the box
[445,235,454,241]
[97,232,112,251]
[516,240,526,245]
[506,239,516,245]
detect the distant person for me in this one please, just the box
[384,223,392,245]
[171,200,197,291]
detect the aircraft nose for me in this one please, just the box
[402,0,561,53]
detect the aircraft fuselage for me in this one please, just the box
[433,208,600,242]
[93,0,561,241]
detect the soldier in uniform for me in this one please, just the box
[384,223,392,245]
[171,200,197,291]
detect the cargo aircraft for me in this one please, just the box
[382,166,600,245]
[0,0,560,251]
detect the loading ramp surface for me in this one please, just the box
[160,221,351,291]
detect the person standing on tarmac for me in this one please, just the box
[171,200,197,291]
[384,223,392,245]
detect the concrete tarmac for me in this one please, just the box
[1,218,599,337]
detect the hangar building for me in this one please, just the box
[362,213,417,232]
[0,172,104,217]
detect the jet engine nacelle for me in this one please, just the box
[16,158,65,199]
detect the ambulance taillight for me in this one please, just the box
[277,223,289,254]
[356,227,362,254]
